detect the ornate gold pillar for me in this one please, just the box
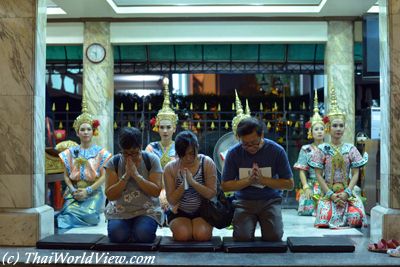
[325,21,355,144]
[0,0,53,246]
[83,22,114,153]
[370,0,400,242]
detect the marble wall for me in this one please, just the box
[324,21,355,144]
[0,0,53,246]
[370,0,400,242]
[378,0,400,210]
[83,22,114,153]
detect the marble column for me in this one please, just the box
[370,0,400,242]
[83,22,114,153]
[325,21,355,144]
[0,0,53,246]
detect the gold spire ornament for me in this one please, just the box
[245,99,251,116]
[327,81,346,121]
[305,89,325,139]
[58,121,63,129]
[65,103,69,111]
[72,94,100,136]
[155,77,178,130]
[232,90,251,135]
[52,103,56,112]
[260,102,263,111]
[120,103,124,111]
[134,102,138,111]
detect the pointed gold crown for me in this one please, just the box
[156,77,178,127]
[73,94,94,132]
[310,89,324,127]
[328,81,345,121]
[232,90,251,135]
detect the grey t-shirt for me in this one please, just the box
[104,152,164,225]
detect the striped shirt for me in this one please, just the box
[176,156,205,214]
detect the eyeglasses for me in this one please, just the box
[240,138,261,148]
[122,149,141,158]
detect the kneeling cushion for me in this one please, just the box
[94,236,161,251]
[36,234,105,250]
[159,236,222,252]
[222,237,287,253]
[287,236,355,252]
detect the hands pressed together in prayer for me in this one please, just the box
[180,168,195,190]
[124,157,142,181]
[248,162,263,185]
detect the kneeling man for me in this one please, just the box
[221,117,294,241]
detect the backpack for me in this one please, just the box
[112,151,151,175]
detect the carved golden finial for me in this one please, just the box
[288,102,292,111]
[114,121,118,129]
[224,122,229,130]
[148,103,152,111]
[267,121,271,130]
[232,102,235,111]
[120,103,124,111]
[211,121,215,130]
[295,121,300,128]
[155,77,178,127]
[190,102,193,110]
[52,103,56,112]
[134,102,138,111]
[260,102,263,111]
[302,102,306,110]
[196,122,201,129]
[218,103,221,111]
[58,121,63,129]
[65,102,69,111]
[204,103,207,111]
[127,121,131,127]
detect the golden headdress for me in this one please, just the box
[327,82,346,122]
[73,94,99,135]
[232,90,251,135]
[155,77,178,129]
[305,89,325,139]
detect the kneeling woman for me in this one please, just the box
[164,131,217,241]
[104,127,163,243]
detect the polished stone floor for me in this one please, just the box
[1,209,399,266]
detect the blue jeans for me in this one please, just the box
[107,215,158,243]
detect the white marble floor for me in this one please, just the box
[64,209,363,240]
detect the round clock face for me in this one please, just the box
[86,43,106,63]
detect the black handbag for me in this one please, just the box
[200,187,234,229]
